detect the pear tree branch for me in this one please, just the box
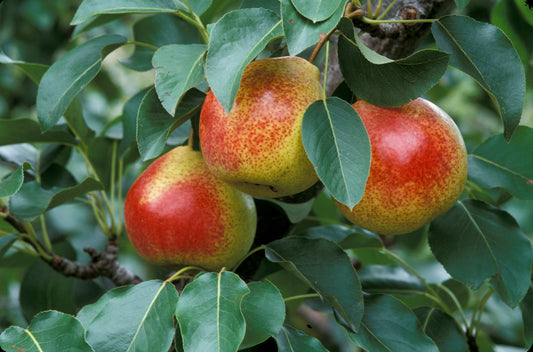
[1,205,142,286]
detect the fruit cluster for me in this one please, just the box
[124,56,467,271]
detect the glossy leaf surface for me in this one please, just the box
[290,0,343,22]
[0,311,94,352]
[338,18,449,107]
[77,280,178,352]
[429,200,532,307]
[36,34,126,130]
[0,162,33,198]
[414,307,469,352]
[153,44,207,116]
[71,0,186,24]
[176,271,249,352]
[302,97,370,209]
[276,325,328,352]
[348,295,439,352]
[282,0,344,56]
[432,15,525,140]
[265,237,363,332]
[137,87,204,160]
[9,179,104,221]
[240,280,286,349]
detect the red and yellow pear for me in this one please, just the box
[334,98,468,235]
[123,145,257,271]
[199,56,323,198]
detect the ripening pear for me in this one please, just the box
[124,145,257,271]
[199,56,323,198]
[334,98,468,235]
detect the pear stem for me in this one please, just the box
[187,128,194,148]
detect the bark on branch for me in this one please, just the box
[1,205,142,286]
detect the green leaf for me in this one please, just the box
[432,15,525,140]
[358,265,426,294]
[275,325,328,352]
[302,97,370,209]
[176,271,250,352]
[119,88,149,156]
[77,280,178,352]
[20,257,77,322]
[0,118,77,146]
[120,14,200,72]
[188,0,212,16]
[36,34,127,130]
[200,0,243,24]
[0,234,18,260]
[9,178,104,221]
[299,224,384,249]
[265,237,363,332]
[290,0,343,22]
[521,284,533,347]
[468,126,533,200]
[240,280,286,349]
[0,311,94,352]
[414,307,469,352]
[0,162,33,198]
[348,295,439,352]
[491,0,533,66]
[338,18,450,107]
[70,0,187,25]
[153,44,207,116]
[429,199,532,307]
[282,0,343,56]
[205,8,283,113]
[137,87,204,161]
[0,51,48,84]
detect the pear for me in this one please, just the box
[199,56,323,198]
[124,146,257,271]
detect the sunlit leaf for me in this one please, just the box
[282,0,344,56]
[77,280,178,352]
[429,199,532,307]
[432,15,525,140]
[206,8,283,113]
[0,311,94,352]
[153,44,207,116]
[302,97,370,209]
[176,271,249,352]
[290,0,343,22]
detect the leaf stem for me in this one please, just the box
[470,287,494,335]
[166,265,204,282]
[284,293,320,303]
[322,40,330,98]
[377,0,399,20]
[231,245,265,272]
[175,10,209,45]
[438,283,469,328]
[125,41,159,51]
[39,215,52,251]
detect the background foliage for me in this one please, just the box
[0,0,533,351]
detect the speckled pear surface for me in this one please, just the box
[123,146,257,271]
[199,56,323,198]
[335,98,468,235]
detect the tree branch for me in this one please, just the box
[1,205,142,286]
[359,0,457,59]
